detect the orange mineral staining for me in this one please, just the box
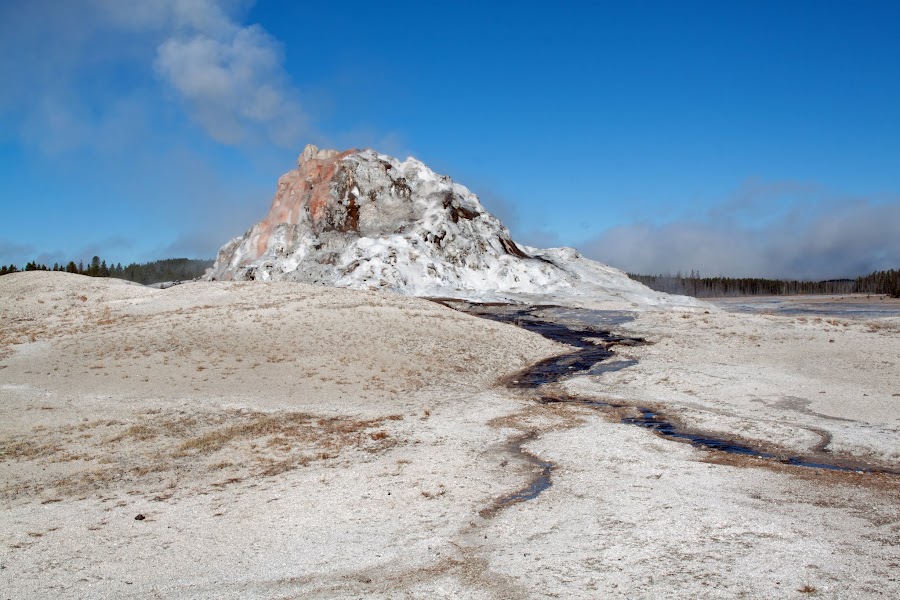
[251,146,358,258]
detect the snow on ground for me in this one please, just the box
[1,272,898,598]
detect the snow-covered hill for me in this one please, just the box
[207,145,700,308]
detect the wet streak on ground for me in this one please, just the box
[478,431,554,519]
[621,407,900,473]
[436,301,642,388]
[436,300,644,511]
[433,299,899,511]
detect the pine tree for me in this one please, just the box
[87,256,101,277]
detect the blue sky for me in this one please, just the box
[1,0,899,279]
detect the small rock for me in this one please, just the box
[134,514,146,521]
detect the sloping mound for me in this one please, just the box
[208,145,700,308]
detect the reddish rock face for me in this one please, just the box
[252,147,359,258]
[208,144,541,287]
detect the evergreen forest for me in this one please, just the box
[629,269,900,298]
[0,257,213,285]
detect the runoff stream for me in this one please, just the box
[434,300,899,512]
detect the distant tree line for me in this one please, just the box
[629,269,900,298]
[855,269,900,297]
[114,258,214,285]
[0,256,213,284]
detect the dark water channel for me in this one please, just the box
[435,300,897,510]
[621,407,897,473]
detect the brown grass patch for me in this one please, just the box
[866,321,900,333]
[1,410,402,503]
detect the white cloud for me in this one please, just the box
[92,0,241,35]
[0,0,305,152]
[580,184,900,280]
[155,23,305,145]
